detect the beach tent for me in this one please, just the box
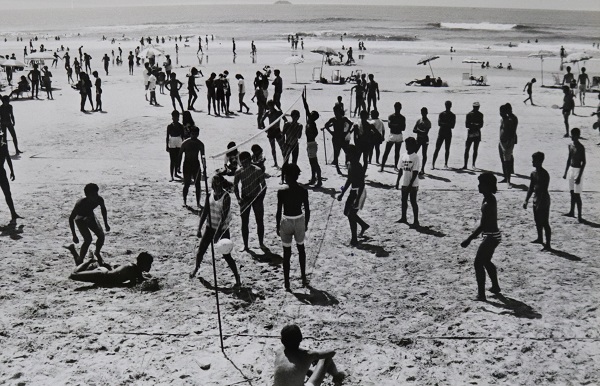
[462,58,485,76]
[311,46,337,78]
[284,55,304,83]
[417,55,439,77]
[527,50,556,86]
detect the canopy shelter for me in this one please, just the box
[566,52,593,73]
[462,58,485,76]
[417,55,439,77]
[527,50,556,86]
[311,46,337,78]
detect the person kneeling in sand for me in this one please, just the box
[69,252,153,287]
[273,324,346,386]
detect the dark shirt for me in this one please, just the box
[0,104,13,125]
[273,76,282,94]
[167,122,184,138]
[266,110,283,139]
[500,113,518,142]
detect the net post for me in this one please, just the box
[201,154,225,353]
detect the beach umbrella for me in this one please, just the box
[285,55,304,83]
[1,59,26,68]
[566,51,593,73]
[462,58,485,76]
[528,50,556,85]
[25,52,56,60]
[311,46,337,78]
[417,55,439,77]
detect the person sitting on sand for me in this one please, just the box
[68,183,110,266]
[496,63,503,69]
[507,63,512,70]
[273,324,346,386]
[406,75,432,87]
[69,251,153,287]
[9,76,30,100]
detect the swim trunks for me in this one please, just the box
[280,213,306,247]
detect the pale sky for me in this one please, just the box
[1,0,599,11]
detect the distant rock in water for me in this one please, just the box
[274,0,292,4]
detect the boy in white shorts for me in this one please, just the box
[395,137,421,227]
[380,102,405,172]
[563,128,586,222]
[276,164,310,290]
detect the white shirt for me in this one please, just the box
[238,79,246,94]
[369,118,385,137]
[399,152,421,187]
[143,71,150,86]
[148,74,157,91]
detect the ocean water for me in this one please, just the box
[0,5,598,45]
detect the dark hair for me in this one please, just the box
[445,100,452,107]
[171,110,180,117]
[290,110,300,119]
[282,163,300,182]
[360,110,369,120]
[504,103,512,113]
[394,102,402,110]
[92,71,98,77]
[281,324,302,350]
[571,127,580,137]
[251,144,263,154]
[84,183,99,197]
[345,144,360,162]
[370,110,379,119]
[421,107,428,114]
[239,151,251,163]
[137,252,153,267]
[404,137,417,151]
[478,172,497,194]
[532,151,545,163]
[182,110,194,126]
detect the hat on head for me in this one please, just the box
[473,102,480,107]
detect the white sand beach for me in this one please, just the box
[1,21,600,386]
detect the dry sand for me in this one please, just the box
[0,36,599,385]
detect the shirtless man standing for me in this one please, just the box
[273,324,346,386]
[463,102,483,169]
[563,128,586,222]
[577,67,590,106]
[68,183,110,265]
[276,164,310,290]
[524,152,551,250]
[380,102,405,172]
[234,151,266,251]
[0,139,21,223]
[179,126,205,207]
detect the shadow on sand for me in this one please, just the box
[547,248,581,262]
[485,293,542,319]
[198,277,263,304]
[580,218,600,229]
[0,222,24,240]
[293,284,339,306]
[247,246,283,266]
[355,238,390,257]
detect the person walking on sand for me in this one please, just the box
[563,128,585,222]
[432,100,455,170]
[165,72,184,113]
[395,137,420,227]
[577,67,590,106]
[102,53,110,76]
[413,107,431,176]
[561,86,575,138]
[0,139,21,224]
[190,175,241,288]
[524,152,551,250]
[68,183,110,266]
[78,72,94,112]
[92,71,102,112]
[148,69,158,106]
[523,78,536,105]
[234,151,266,251]
[338,145,369,246]
[276,164,310,290]
[166,110,184,181]
[380,102,405,172]
[0,96,22,155]
[461,172,502,302]
[498,103,518,188]
[463,102,484,169]
[236,74,250,113]
[187,67,200,110]
[179,126,205,208]
[273,324,346,386]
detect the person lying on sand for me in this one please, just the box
[273,324,346,386]
[406,75,432,87]
[69,251,153,287]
